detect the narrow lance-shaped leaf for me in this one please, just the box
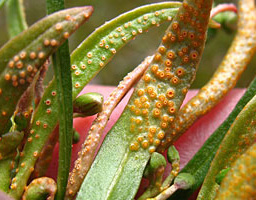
[158,0,256,152]
[0,7,93,135]
[77,0,213,199]
[8,3,181,200]
[71,2,180,99]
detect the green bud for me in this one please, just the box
[73,92,103,117]
[174,173,195,190]
[215,168,230,185]
[214,11,237,33]
[150,152,167,170]
[143,152,166,178]
[72,129,80,144]
[167,145,180,164]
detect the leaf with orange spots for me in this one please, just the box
[169,77,256,200]
[77,0,213,199]
[215,143,256,200]
[21,177,57,200]
[0,6,93,135]
[159,0,256,152]
[197,94,256,200]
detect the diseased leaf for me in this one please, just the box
[215,143,256,200]
[158,0,256,152]
[22,177,57,200]
[0,6,93,135]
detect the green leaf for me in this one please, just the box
[53,38,73,200]
[70,2,181,99]
[46,1,73,200]
[52,42,73,200]
[0,6,93,135]
[6,0,28,38]
[77,0,212,199]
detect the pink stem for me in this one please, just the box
[210,3,237,19]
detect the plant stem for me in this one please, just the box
[6,0,27,38]
[46,1,73,200]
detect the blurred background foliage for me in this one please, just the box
[0,0,255,88]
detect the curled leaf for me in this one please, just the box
[22,177,57,200]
